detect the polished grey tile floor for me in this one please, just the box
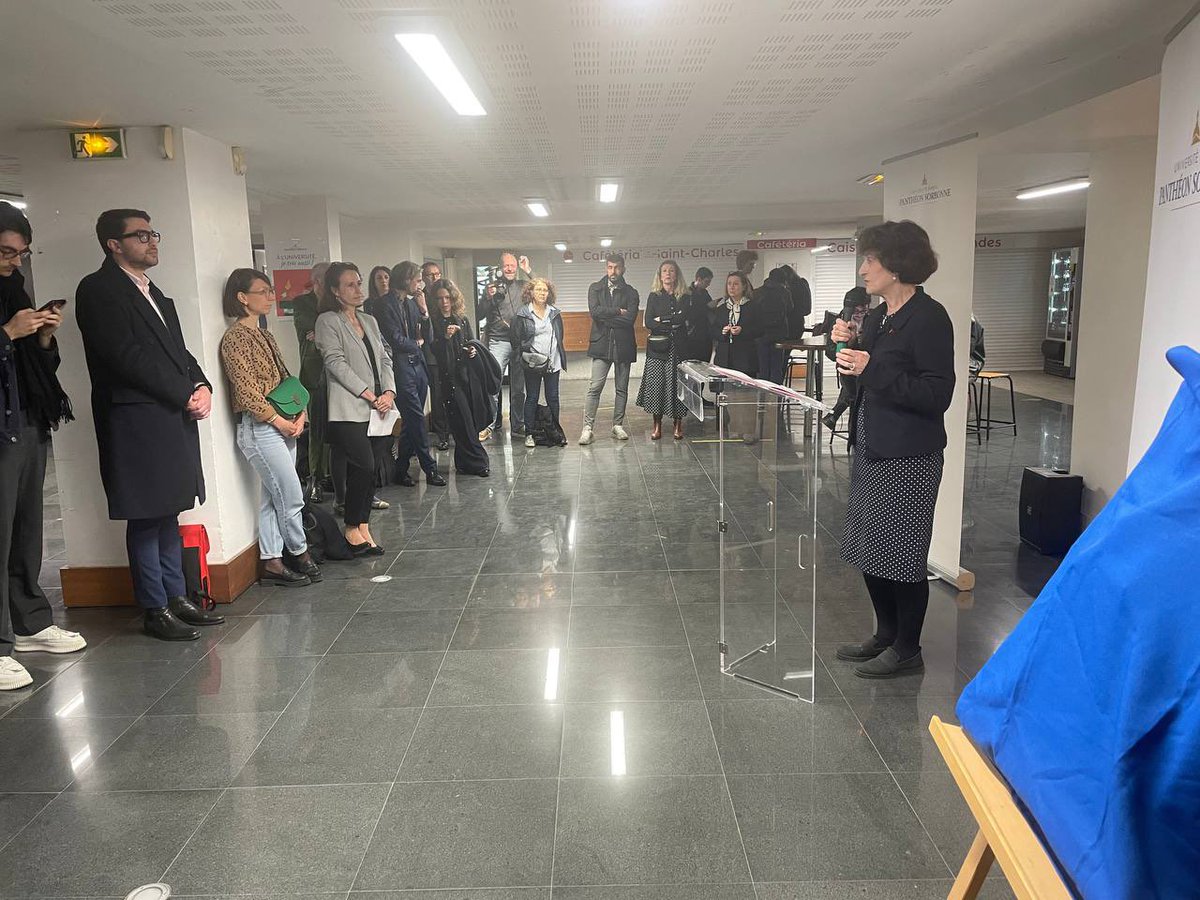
[1,378,1070,897]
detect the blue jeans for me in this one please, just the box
[488,338,525,430]
[524,368,561,428]
[237,414,307,559]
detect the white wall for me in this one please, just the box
[338,217,425,274]
[18,126,258,567]
[1070,140,1157,521]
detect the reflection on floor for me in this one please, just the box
[0,378,1073,898]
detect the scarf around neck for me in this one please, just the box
[0,271,73,431]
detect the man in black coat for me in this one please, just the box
[580,253,639,444]
[75,209,225,641]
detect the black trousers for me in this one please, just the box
[326,421,390,527]
[428,366,450,441]
[445,383,489,475]
[0,426,54,655]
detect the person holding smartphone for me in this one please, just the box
[0,202,85,689]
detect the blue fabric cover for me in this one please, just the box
[957,346,1200,900]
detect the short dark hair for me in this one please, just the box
[421,260,441,274]
[843,286,870,309]
[222,268,271,318]
[0,202,32,244]
[96,208,150,257]
[735,249,758,271]
[390,260,421,294]
[695,266,713,280]
[858,220,938,285]
[605,253,625,269]
[322,261,361,312]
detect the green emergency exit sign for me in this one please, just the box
[70,129,127,160]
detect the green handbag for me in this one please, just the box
[266,375,309,418]
[256,328,310,418]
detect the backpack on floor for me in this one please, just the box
[301,502,355,561]
[531,404,567,447]
[178,523,216,611]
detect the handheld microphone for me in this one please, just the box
[835,302,856,352]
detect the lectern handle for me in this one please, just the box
[798,534,807,570]
[767,500,775,533]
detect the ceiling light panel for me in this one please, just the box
[396,34,487,117]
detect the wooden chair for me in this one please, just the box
[929,716,1071,900]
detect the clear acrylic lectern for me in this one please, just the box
[678,361,829,702]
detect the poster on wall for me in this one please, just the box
[272,269,313,317]
[271,242,317,317]
[883,137,979,585]
[1129,13,1200,467]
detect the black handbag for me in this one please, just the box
[646,333,672,358]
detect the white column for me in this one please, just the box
[260,196,342,371]
[338,217,424,275]
[1069,139,1157,522]
[883,137,979,588]
[1129,13,1200,469]
[17,126,259,598]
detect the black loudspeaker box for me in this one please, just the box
[1019,467,1084,556]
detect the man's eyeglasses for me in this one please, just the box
[120,230,162,244]
[0,246,32,261]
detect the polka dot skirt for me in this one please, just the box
[841,396,944,583]
[637,348,688,419]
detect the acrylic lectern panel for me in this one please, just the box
[678,362,825,702]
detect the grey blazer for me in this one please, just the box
[315,309,396,423]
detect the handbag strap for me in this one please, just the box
[251,326,292,381]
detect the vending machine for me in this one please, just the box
[1042,247,1081,378]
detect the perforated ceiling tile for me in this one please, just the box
[780,0,822,23]
[697,0,737,26]
[479,0,519,31]
[573,41,600,78]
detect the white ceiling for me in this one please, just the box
[1,0,1188,245]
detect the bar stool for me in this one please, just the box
[974,371,1018,439]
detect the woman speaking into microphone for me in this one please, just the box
[831,220,954,679]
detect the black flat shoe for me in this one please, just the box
[144,608,200,642]
[168,595,225,626]
[456,467,490,478]
[836,636,893,662]
[426,471,448,486]
[260,567,311,588]
[397,473,417,487]
[350,542,385,557]
[854,647,924,679]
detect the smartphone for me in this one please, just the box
[38,298,67,313]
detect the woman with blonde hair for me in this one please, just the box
[637,259,691,440]
[429,278,491,476]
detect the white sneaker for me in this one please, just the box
[612,424,630,441]
[525,434,536,448]
[579,427,594,445]
[14,625,87,654]
[0,656,33,691]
